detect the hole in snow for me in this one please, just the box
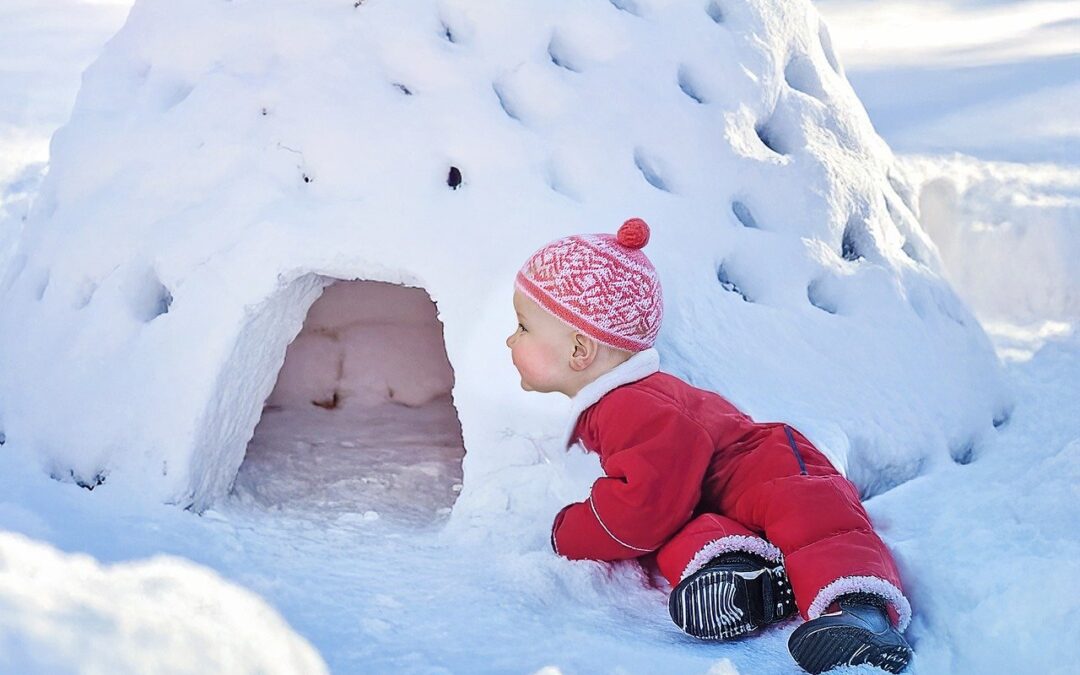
[441,21,457,44]
[731,200,759,228]
[706,0,725,23]
[993,408,1012,429]
[609,0,642,17]
[0,429,5,445]
[633,148,671,192]
[716,263,751,302]
[677,65,706,104]
[783,54,826,100]
[755,119,787,155]
[818,21,841,75]
[806,279,837,314]
[447,166,463,189]
[232,279,465,525]
[393,83,413,96]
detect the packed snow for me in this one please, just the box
[0,0,1077,673]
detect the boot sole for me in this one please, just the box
[669,564,795,640]
[789,623,912,674]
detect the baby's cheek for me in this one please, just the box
[512,345,551,382]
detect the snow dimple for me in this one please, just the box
[817,20,841,75]
[992,408,1013,429]
[884,191,926,265]
[755,117,787,156]
[886,170,918,215]
[806,278,837,314]
[547,32,581,73]
[73,279,98,310]
[950,439,976,465]
[161,83,194,111]
[440,21,456,44]
[33,269,49,301]
[716,263,751,302]
[784,53,826,101]
[492,82,521,122]
[609,0,642,17]
[900,240,923,265]
[841,215,873,262]
[545,162,579,201]
[128,270,173,323]
[50,468,107,491]
[731,200,759,228]
[633,148,671,192]
[677,65,706,104]
[706,0,725,24]
[846,435,924,500]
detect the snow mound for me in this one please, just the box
[0,531,327,674]
[0,0,1008,515]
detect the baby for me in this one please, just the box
[506,218,913,674]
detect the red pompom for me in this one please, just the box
[617,218,650,249]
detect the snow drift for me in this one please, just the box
[0,0,1009,515]
[0,531,328,673]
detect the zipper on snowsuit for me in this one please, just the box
[783,424,808,475]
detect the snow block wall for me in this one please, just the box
[0,0,1010,516]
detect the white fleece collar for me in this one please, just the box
[561,347,661,449]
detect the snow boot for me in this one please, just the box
[668,551,796,640]
[787,592,913,674]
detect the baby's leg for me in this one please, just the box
[717,424,911,620]
[655,512,781,586]
[658,513,795,639]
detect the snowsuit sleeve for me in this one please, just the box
[552,389,716,561]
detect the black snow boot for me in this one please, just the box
[668,551,796,640]
[787,592,913,674]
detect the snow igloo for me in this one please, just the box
[0,0,1011,521]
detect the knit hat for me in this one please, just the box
[514,217,663,352]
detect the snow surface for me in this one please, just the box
[0,0,1078,673]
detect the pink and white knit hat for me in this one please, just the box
[514,218,664,352]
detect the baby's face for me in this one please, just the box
[506,289,577,394]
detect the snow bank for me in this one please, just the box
[895,154,1080,324]
[0,0,1008,516]
[0,530,327,674]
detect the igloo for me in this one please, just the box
[0,0,1010,516]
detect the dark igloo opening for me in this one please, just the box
[231,279,465,525]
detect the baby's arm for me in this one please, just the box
[552,390,715,561]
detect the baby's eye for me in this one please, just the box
[517,323,526,332]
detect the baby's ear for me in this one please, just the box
[569,332,599,371]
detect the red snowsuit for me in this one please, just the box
[551,349,911,630]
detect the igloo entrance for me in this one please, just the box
[231,279,465,525]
